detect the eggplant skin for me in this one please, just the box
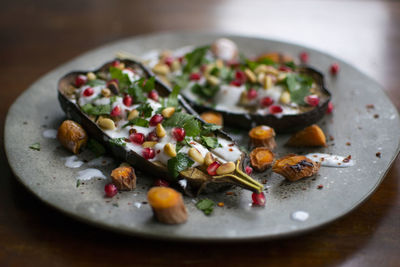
[57,59,243,183]
[156,67,331,133]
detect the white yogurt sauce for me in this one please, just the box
[76,168,106,181]
[211,138,242,162]
[305,153,355,168]
[42,129,58,139]
[87,156,114,167]
[291,211,309,222]
[63,155,84,168]
[78,85,103,106]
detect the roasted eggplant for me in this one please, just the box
[139,38,331,133]
[58,59,263,195]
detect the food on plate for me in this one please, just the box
[249,125,276,150]
[249,147,274,172]
[147,186,188,224]
[57,59,263,195]
[57,120,88,154]
[200,111,223,126]
[286,124,326,147]
[272,154,320,181]
[111,165,137,190]
[145,38,331,132]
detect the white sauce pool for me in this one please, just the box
[42,129,58,139]
[76,168,106,181]
[87,156,114,167]
[63,155,84,168]
[305,153,355,168]
[291,211,309,222]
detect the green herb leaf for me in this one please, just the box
[87,138,106,157]
[109,66,131,89]
[201,123,222,135]
[137,102,153,118]
[110,95,117,104]
[281,73,312,105]
[166,85,180,108]
[167,153,194,178]
[183,118,201,137]
[76,180,81,188]
[87,79,106,87]
[200,136,220,149]
[127,83,147,103]
[29,142,40,151]
[284,61,296,70]
[81,103,111,116]
[191,83,219,99]
[143,76,155,92]
[196,199,215,215]
[171,74,189,90]
[183,46,209,74]
[122,117,150,128]
[109,138,127,147]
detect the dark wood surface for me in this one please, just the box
[1,0,399,266]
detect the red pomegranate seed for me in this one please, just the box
[83,87,94,97]
[261,97,274,107]
[178,56,184,63]
[279,65,292,72]
[164,56,174,67]
[207,161,221,176]
[130,133,145,144]
[110,105,122,117]
[142,147,155,159]
[111,60,121,67]
[230,79,242,87]
[247,88,258,100]
[269,105,283,114]
[305,95,320,107]
[154,179,169,187]
[245,166,253,175]
[148,90,159,102]
[235,70,246,83]
[252,192,266,206]
[75,75,87,87]
[326,101,334,114]
[104,183,118,198]
[189,72,201,81]
[172,127,186,142]
[146,131,159,141]
[299,51,309,63]
[123,95,133,106]
[149,114,164,126]
[330,63,340,75]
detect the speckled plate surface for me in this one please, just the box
[5,32,400,241]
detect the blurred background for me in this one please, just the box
[0,0,399,266]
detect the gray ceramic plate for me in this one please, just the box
[5,32,400,241]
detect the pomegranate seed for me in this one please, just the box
[247,88,258,100]
[261,97,274,107]
[83,87,94,97]
[245,166,253,175]
[130,133,145,144]
[299,51,309,63]
[279,65,292,72]
[142,147,155,159]
[230,79,242,87]
[154,179,169,187]
[326,101,334,114]
[149,114,164,126]
[123,95,133,106]
[207,161,221,176]
[110,105,122,117]
[148,90,159,102]
[172,127,186,142]
[75,75,87,87]
[330,63,340,75]
[305,95,320,107]
[146,131,159,141]
[235,70,246,83]
[269,105,283,114]
[111,60,121,67]
[178,56,184,63]
[104,183,118,198]
[200,64,207,73]
[252,192,266,206]
[189,72,201,81]
[226,60,240,68]
[164,57,174,67]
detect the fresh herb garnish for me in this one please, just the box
[246,58,278,71]
[87,79,106,87]
[200,136,221,149]
[109,138,127,147]
[196,199,215,215]
[137,102,153,118]
[284,61,296,70]
[81,103,111,116]
[167,153,194,178]
[123,117,150,128]
[76,180,81,188]
[166,85,180,108]
[29,142,40,151]
[280,73,312,105]
[109,66,131,90]
[142,76,155,93]
[127,82,147,103]
[201,123,222,135]
[87,138,106,157]
[183,46,209,74]
[171,74,189,90]
[110,95,117,104]
[163,112,201,137]
[191,83,219,99]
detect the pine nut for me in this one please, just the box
[143,141,157,148]
[156,123,166,138]
[207,75,220,86]
[161,107,175,118]
[97,118,115,130]
[244,68,257,83]
[204,152,215,166]
[216,162,236,175]
[86,72,96,81]
[127,109,139,121]
[188,148,204,164]
[164,143,176,157]
[101,88,111,97]
[263,75,273,90]
[152,63,170,75]
[280,91,291,104]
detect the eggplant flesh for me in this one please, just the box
[58,59,263,195]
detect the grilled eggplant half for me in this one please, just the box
[58,59,263,195]
[141,38,331,133]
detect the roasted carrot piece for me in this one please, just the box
[249,125,276,150]
[250,147,274,172]
[111,166,136,190]
[272,154,320,181]
[57,120,88,154]
[200,112,223,126]
[286,124,327,147]
[147,187,188,224]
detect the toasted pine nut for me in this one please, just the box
[216,162,236,175]
[207,75,220,86]
[127,109,139,121]
[171,60,181,72]
[215,59,224,69]
[87,72,96,81]
[257,72,266,85]
[97,118,115,130]
[188,148,204,164]
[143,141,157,148]
[161,107,175,118]
[101,88,111,97]
[244,68,257,83]
[280,91,291,104]
[204,152,215,166]
[156,123,166,138]
[152,64,170,75]
[263,75,273,90]
[164,143,176,157]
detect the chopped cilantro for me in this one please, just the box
[110,95,117,104]
[191,83,219,99]
[142,76,155,92]
[109,66,131,90]
[200,136,221,149]
[87,79,106,87]
[127,83,147,103]
[196,199,215,215]
[137,102,153,118]
[171,74,189,90]
[280,73,312,105]
[122,117,149,128]
[109,138,126,147]
[183,46,209,74]
[167,153,194,179]
[29,142,40,151]
[166,85,180,108]
[87,138,106,157]
[163,112,201,137]
[81,103,111,116]
[284,61,296,70]
[201,123,222,135]
[76,180,81,188]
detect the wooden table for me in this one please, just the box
[1,0,399,266]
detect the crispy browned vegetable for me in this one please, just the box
[111,166,137,190]
[256,52,293,64]
[286,124,326,147]
[249,125,276,150]
[57,120,88,154]
[147,187,188,224]
[200,111,223,126]
[272,154,320,181]
[250,147,274,172]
